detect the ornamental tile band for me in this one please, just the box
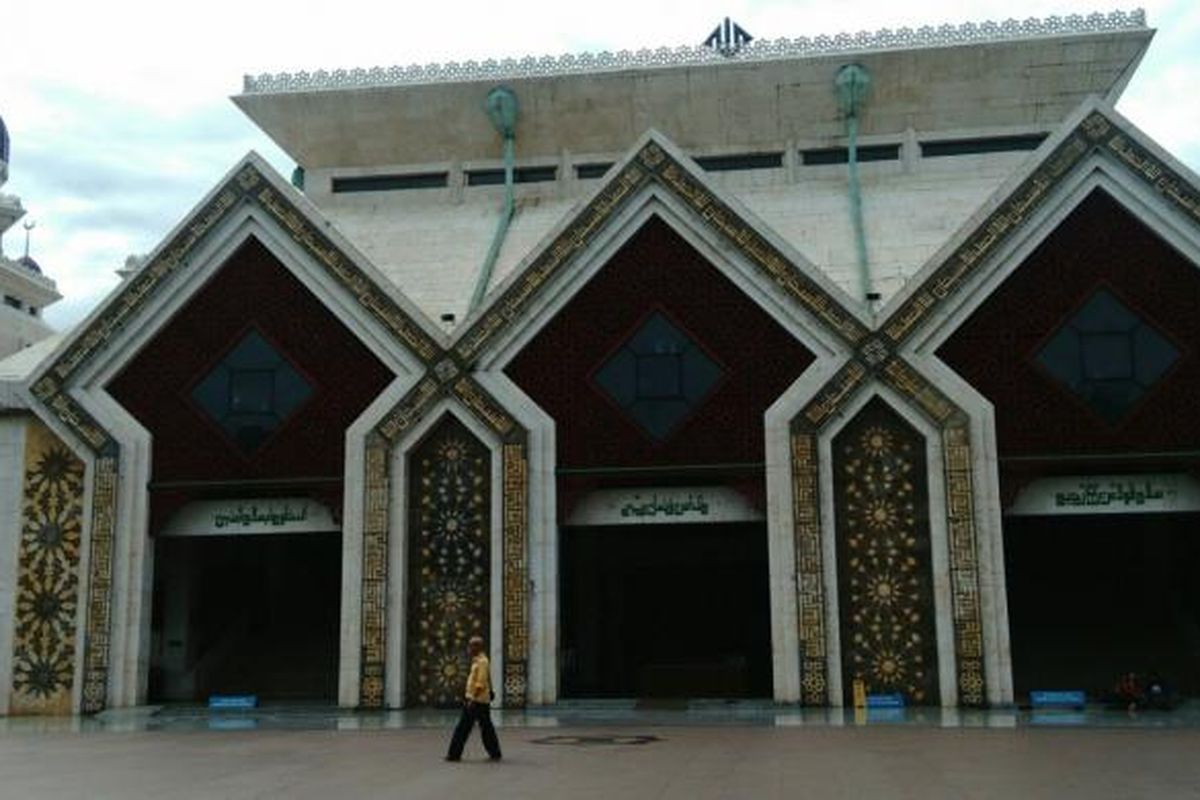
[791,431,828,706]
[80,454,118,713]
[243,10,1146,94]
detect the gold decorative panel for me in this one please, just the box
[832,400,939,705]
[79,454,117,714]
[406,417,491,707]
[362,375,531,709]
[500,442,528,706]
[11,420,85,715]
[790,431,828,705]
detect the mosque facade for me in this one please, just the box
[2,10,1199,716]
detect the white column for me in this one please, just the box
[0,416,27,715]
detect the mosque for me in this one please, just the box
[1,9,1198,716]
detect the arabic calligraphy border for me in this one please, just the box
[454,139,870,366]
[24,163,443,713]
[882,109,1200,347]
[360,375,530,708]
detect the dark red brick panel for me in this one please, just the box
[108,237,395,483]
[937,190,1200,457]
[506,217,815,468]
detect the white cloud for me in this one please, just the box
[1,0,1196,330]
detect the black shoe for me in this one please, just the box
[489,755,502,761]
[444,756,461,762]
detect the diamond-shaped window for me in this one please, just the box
[1035,289,1180,423]
[593,311,724,440]
[191,330,313,452]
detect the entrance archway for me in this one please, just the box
[1004,511,1200,699]
[560,521,771,698]
[559,486,771,699]
[149,498,342,703]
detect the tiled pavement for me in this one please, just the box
[0,703,1198,799]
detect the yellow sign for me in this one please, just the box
[852,678,867,709]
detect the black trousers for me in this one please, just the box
[446,702,501,759]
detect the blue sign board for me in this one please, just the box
[208,694,258,710]
[866,693,905,709]
[1030,690,1085,709]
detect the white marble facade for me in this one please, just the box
[3,13,1200,714]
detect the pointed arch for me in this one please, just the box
[21,157,443,713]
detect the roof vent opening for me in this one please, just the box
[466,165,557,186]
[695,152,783,172]
[332,172,449,193]
[920,134,1048,158]
[576,162,615,180]
[801,144,900,166]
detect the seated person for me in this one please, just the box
[1143,672,1177,711]
[1114,671,1144,712]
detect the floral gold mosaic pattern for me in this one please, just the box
[11,420,85,714]
[833,400,938,705]
[406,416,491,707]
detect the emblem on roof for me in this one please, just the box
[704,16,753,56]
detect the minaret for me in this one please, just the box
[0,112,62,359]
[0,114,22,254]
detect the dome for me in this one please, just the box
[17,254,41,274]
[0,114,9,164]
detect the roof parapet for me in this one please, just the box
[243,9,1147,95]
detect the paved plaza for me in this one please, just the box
[0,706,1198,799]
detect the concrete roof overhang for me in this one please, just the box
[234,27,1153,170]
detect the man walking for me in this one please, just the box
[445,635,502,762]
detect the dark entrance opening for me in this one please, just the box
[149,532,342,703]
[1004,513,1200,700]
[560,522,772,698]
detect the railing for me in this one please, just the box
[243,10,1146,94]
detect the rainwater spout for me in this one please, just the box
[469,86,518,313]
[835,64,873,304]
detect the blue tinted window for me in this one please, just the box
[1035,289,1179,423]
[593,312,723,440]
[191,330,313,452]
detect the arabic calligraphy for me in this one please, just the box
[213,503,310,529]
[620,493,710,518]
[1055,481,1174,509]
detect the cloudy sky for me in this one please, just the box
[2,1,1197,330]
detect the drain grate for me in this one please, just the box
[530,734,661,746]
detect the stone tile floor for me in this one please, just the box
[0,703,1198,798]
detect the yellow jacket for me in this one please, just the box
[465,653,492,703]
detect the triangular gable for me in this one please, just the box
[452,130,872,365]
[27,153,445,455]
[880,98,1200,348]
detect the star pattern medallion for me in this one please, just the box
[406,418,491,706]
[835,401,939,705]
